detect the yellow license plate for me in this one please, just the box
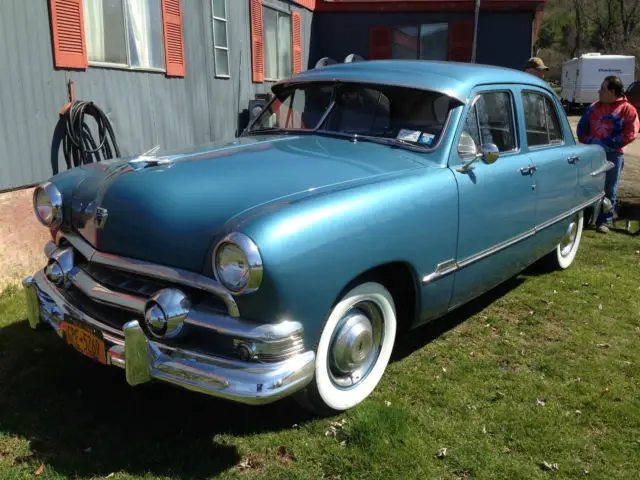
[65,322,107,365]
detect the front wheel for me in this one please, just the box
[295,282,397,416]
[552,210,584,269]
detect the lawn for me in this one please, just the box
[1,227,639,480]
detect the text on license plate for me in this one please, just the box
[65,323,107,365]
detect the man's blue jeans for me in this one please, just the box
[597,152,625,226]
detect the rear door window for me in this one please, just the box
[522,92,564,147]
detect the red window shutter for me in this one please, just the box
[448,20,474,63]
[161,0,185,77]
[291,12,303,74]
[369,27,392,60]
[48,0,87,69]
[250,0,264,82]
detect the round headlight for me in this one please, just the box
[33,182,63,227]
[213,233,263,294]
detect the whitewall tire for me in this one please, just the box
[554,210,584,269]
[296,281,397,415]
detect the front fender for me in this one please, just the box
[228,167,459,348]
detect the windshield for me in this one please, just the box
[247,82,455,150]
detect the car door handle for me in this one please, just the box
[520,165,537,175]
[567,155,580,164]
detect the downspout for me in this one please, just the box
[471,0,481,63]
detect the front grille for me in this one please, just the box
[49,236,304,363]
[79,262,169,298]
[59,283,142,333]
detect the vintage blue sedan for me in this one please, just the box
[24,60,613,415]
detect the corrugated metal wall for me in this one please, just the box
[0,0,313,191]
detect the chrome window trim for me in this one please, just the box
[58,232,240,317]
[421,192,605,284]
[460,88,520,158]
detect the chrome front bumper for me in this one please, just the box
[23,272,315,405]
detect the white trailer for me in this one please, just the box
[560,53,636,111]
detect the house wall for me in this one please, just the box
[309,11,534,70]
[0,0,313,192]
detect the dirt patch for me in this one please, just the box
[0,188,49,294]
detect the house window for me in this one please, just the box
[391,24,449,61]
[263,6,292,81]
[83,0,166,70]
[212,0,229,77]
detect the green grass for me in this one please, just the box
[1,228,639,479]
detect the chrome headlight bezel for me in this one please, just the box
[33,182,63,228]
[213,232,263,295]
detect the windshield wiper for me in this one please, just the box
[345,134,431,152]
[246,127,290,135]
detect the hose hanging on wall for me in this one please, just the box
[60,99,121,169]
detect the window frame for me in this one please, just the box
[85,0,166,73]
[521,90,565,150]
[212,0,230,79]
[389,23,450,61]
[262,4,292,82]
[460,89,520,156]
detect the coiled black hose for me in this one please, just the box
[61,100,121,169]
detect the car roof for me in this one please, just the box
[273,59,552,104]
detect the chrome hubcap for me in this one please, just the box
[560,214,579,257]
[328,301,384,389]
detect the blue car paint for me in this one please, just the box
[61,135,437,272]
[226,165,459,346]
[42,60,608,355]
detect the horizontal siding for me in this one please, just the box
[0,0,313,191]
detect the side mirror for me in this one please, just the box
[482,143,500,164]
[457,138,500,173]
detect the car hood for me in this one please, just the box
[69,134,429,272]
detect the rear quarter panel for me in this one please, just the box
[223,167,460,349]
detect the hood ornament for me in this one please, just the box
[128,145,172,168]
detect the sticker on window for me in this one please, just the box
[397,129,422,142]
[419,133,435,146]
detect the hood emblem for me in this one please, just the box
[95,207,108,229]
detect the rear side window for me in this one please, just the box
[522,92,564,147]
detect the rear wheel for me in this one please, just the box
[295,282,397,416]
[551,210,584,269]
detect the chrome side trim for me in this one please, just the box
[457,228,536,269]
[59,232,240,317]
[422,259,457,285]
[421,192,605,282]
[591,160,615,177]
[535,192,604,232]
